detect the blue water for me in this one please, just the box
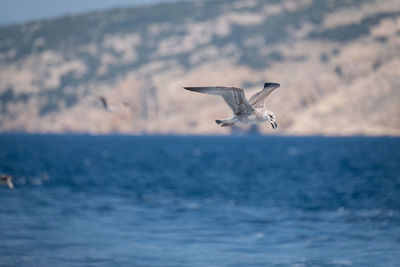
[0,135,399,266]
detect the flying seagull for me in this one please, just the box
[0,174,14,189]
[183,83,280,129]
[98,96,111,112]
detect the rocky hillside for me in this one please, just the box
[0,0,399,135]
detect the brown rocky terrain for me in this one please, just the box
[0,0,399,135]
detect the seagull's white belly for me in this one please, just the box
[233,114,266,126]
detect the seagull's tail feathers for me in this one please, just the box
[216,119,234,127]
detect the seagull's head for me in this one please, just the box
[264,110,277,130]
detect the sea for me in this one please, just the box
[0,134,399,267]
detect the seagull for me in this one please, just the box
[0,174,14,189]
[98,96,111,112]
[183,82,280,129]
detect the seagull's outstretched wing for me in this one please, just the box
[99,96,108,109]
[184,87,255,115]
[6,179,14,189]
[98,96,112,112]
[248,83,280,108]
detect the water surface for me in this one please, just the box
[0,135,399,266]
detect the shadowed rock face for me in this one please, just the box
[0,0,399,136]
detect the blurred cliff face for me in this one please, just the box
[0,0,399,135]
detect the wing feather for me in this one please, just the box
[248,83,280,108]
[183,86,254,115]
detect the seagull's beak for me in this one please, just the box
[270,121,277,130]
